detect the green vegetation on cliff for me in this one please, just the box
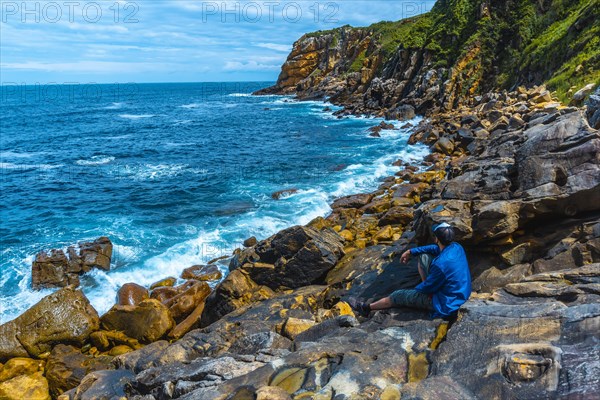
[306,0,599,101]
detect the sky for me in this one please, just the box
[0,0,437,84]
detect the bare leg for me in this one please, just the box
[418,259,426,282]
[368,296,393,310]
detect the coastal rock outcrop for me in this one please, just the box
[256,1,599,116]
[0,288,99,362]
[201,225,344,325]
[32,237,113,289]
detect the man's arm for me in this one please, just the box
[414,263,445,294]
[400,244,440,264]
[410,244,441,256]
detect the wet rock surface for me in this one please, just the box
[0,288,99,362]
[32,237,113,290]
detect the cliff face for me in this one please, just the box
[257,0,600,115]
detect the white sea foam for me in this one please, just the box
[75,155,115,166]
[105,102,124,110]
[0,162,63,170]
[0,151,39,159]
[107,163,208,181]
[180,103,201,109]
[119,114,155,120]
[228,93,252,97]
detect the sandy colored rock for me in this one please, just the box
[181,264,222,281]
[0,371,50,400]
[0,288,99,361]
[281,318,316,340]
[0,358,44,383]
[101,299,175,343]
[256,385,292,400]
[321,301,355,320]
[149,276,177,290]
[89,330,141,352]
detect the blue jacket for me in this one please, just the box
[411,242,471,318]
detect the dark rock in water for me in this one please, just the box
[323,106,331,112]
[368,121,395,137]
[31,249,77,290]
[117,283,149,306]
[45,344,113,398]
[243,236,258,247]
[79,236,112,271]
[331,193,374,209]
[214,201,255,216]
[271,188,298,200]
[0,288,99,361]
[31,237,113,290]
[385,104,415,120]
[100,299,175,343]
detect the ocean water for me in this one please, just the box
[0,82,427,323]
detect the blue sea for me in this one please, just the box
[0,82,427,323]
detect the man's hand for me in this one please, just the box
[400,249,411,264]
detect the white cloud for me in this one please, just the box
[223,60,281,72]
[255,42,291,52]
[0,61,167,74]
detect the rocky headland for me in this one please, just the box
[1,1,599,399]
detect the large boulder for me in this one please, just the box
[202,226,343,325]
[101,299,175,343]
[32,237,113,289]
[232,225,344,290]
[0,288,99,361]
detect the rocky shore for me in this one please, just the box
[1,81,598,399]
[2,1,600,398]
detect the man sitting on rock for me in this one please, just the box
[350,222,471,320]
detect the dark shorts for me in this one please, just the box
[389,253,434,310]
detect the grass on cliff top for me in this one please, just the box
[519,0,600,101]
